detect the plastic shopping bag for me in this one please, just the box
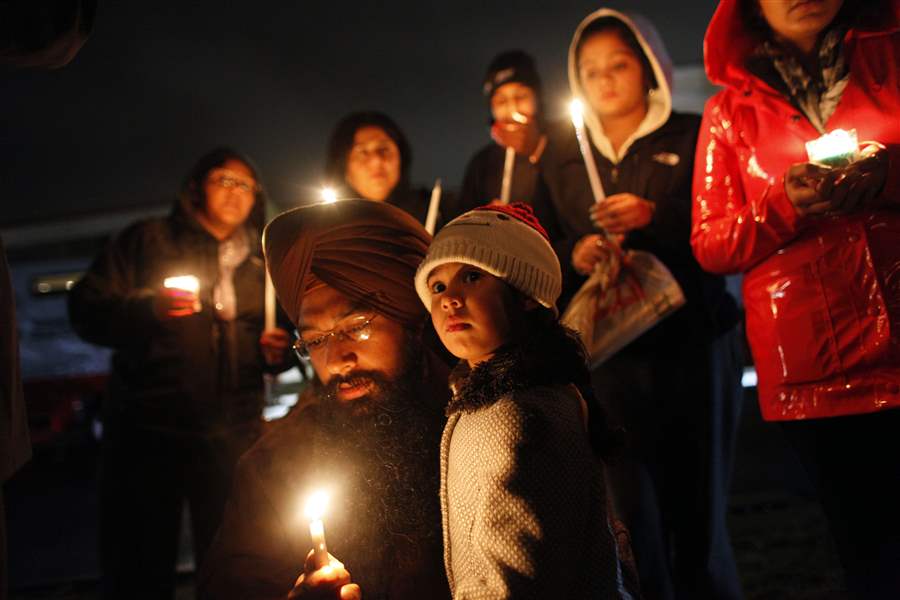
[562,249,685,369]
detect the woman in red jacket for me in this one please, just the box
[691,0,900,596]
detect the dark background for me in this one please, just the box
[1,1,716,226]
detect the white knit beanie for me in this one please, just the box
[415,204,562,314]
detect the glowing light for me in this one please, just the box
[304,490,329,521]
[304,489,331,569]
[163,275,199,293]
[569,99,585,129]
[806,128,859,167]
[320,187,338,204]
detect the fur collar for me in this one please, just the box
[446,324,587,415]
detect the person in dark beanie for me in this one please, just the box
[68,147,292,600]
[450,50,550,218]
[324,111,446,228]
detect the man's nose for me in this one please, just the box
[324,336,357,376]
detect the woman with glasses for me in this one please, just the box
[324,111,446,228]
[68,147,292,600]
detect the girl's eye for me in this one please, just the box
[463,270,482,283]
[430,281,446,294]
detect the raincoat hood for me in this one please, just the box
[568,8,673,163]
[704,0,900,90]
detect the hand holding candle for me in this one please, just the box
[788,129,889,216]
[156,275,201,319]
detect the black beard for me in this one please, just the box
[308,343,445,599]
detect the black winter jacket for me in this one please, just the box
[68,197,284,434]
[536,113,738,347]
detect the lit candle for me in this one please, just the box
[569,99,606,204]
[498,111,528,206]
[163,275,201,313]
[304,490,330,569]
[424,178,442,235]
[806,128,859,167]
[320,186,338,204]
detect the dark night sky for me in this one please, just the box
[0,1,717,227]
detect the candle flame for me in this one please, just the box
[163,275,199,293]
[569,99,585,129]
[320,187,338,204]
[806,128,858,166]
[305,490,329,521]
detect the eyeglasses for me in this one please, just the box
[209,174,259,194]
[293,313,378,360]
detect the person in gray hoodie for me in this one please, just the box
[536,9,743,600]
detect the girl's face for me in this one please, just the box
[577,29,648,124]
[427,263,516,367]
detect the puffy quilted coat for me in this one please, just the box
[691,0,900,421]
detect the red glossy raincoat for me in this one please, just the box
[691,0,900,421]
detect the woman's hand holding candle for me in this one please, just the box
[784,162,833,216]
[590,193,655,234]
[153,288,200,320]
[288,550,361,600]
[816,147,889,212]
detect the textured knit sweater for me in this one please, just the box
[440,337,632,599]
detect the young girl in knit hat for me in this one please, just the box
[415,203,633,599]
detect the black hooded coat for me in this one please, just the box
[68,185,277,434]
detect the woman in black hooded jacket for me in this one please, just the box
[68,147,291,600]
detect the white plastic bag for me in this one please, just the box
[562,249,685,369]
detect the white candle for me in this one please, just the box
[569,99,606,204]
[806,128,859,167]
[424,178,442,235]
[304,490,330,569]
[499,146,516,205]
[264,270,276,330]
[163,275,201,313]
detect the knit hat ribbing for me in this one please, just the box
[415,203,562,314]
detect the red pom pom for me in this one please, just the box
[473,203,550,241]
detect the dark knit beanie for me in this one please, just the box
[482,50,542,100]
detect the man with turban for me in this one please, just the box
[199,200,451,600]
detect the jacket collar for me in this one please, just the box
[446,324,587,415]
